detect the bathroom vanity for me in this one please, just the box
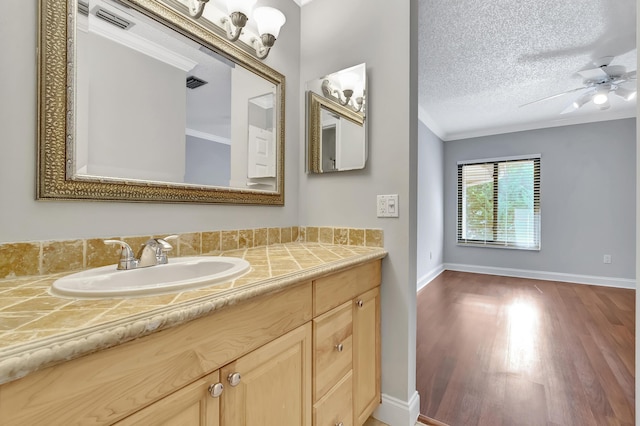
[0,244,384,425]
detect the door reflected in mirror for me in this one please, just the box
[306,63,367,174]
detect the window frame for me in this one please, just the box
[457,154,541,251]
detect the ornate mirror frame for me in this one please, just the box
[37,0,285,204]
[307,91,365,173]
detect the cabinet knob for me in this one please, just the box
[335,343,344,352]
[227,372,242,387]
[356,299,364,308]
[335,422,344,426]
[208,382,224,398]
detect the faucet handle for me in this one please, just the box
[152,235,177,265]
[156,239,173,252]
[158,235,178,250]
[135,236,177,267]
[161,234,178,243]
[104,240,136,270]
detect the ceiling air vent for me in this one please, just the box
[77,1,89,16]
[95,8,133,30]
[186,76,208,89]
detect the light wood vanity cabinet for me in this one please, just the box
[312,260,381,426]
[0,259,381,426]
[115,324,312,426]
[219,323,312,426]
[115,371,221,426]
[353,287,381,425]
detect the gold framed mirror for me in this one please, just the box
[307,91,366,173]
[38,0,285,204]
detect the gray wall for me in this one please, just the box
[300,0,419,410]
[444,118,636,281]
[87,33,186,182]
[0,0,300,243]
[184,137,231,186]
[417,120,444,290]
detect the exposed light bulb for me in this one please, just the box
[592,92,608,105]
[592,85,611,105]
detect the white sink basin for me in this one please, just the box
[51,256,250,298]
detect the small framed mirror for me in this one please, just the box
[38,0,285,204]
[306,63,367,173]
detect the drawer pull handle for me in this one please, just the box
[335,343,344,352]
[356,299,364,308]
[227,372,242,387]
[208,382,224,398]
[336,422,344,426]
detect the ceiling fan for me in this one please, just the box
[520,57,637,114]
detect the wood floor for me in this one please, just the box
[416,271,635,426]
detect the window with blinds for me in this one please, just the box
[457,156,540,250]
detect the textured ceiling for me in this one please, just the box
[418,0,637,140]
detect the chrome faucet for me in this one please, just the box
[104,236,177,270]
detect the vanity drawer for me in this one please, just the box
[313,370,353,426]
[313,300,353,401]
[313,260,381,316]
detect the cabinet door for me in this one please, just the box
[221,323,312,426]
[115,371,221,426]
[353,287,381,425]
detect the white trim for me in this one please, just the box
[373,391,420,426]
[457,153,541,165]
[442,112,637,142]
[185,128,231,145]
[418,105,446,141]
[88,15,198,73]
[417,264,445,293]
[444,263,636,289]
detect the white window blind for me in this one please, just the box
[457,156,540,250]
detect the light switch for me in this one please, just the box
[376,194,399,218]
[387,194,398,217]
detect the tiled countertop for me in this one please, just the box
[0,243,386,385]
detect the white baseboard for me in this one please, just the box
[417,264,445,292]
[444,263,636,289]
[373,391,420,426]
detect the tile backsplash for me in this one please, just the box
[0,226,383,279]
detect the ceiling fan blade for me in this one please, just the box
[615,79,637,88]
[560,91,593,115]
[624,70,637,80]
[577,67,609,80]
[519,87,588,108]
[602,65,627,78]
[576,56,615,80]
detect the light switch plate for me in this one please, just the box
[377,194,399,218]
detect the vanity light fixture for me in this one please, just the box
[187,0,209,18]
[187,0,286,59]
[321,78,365,113]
